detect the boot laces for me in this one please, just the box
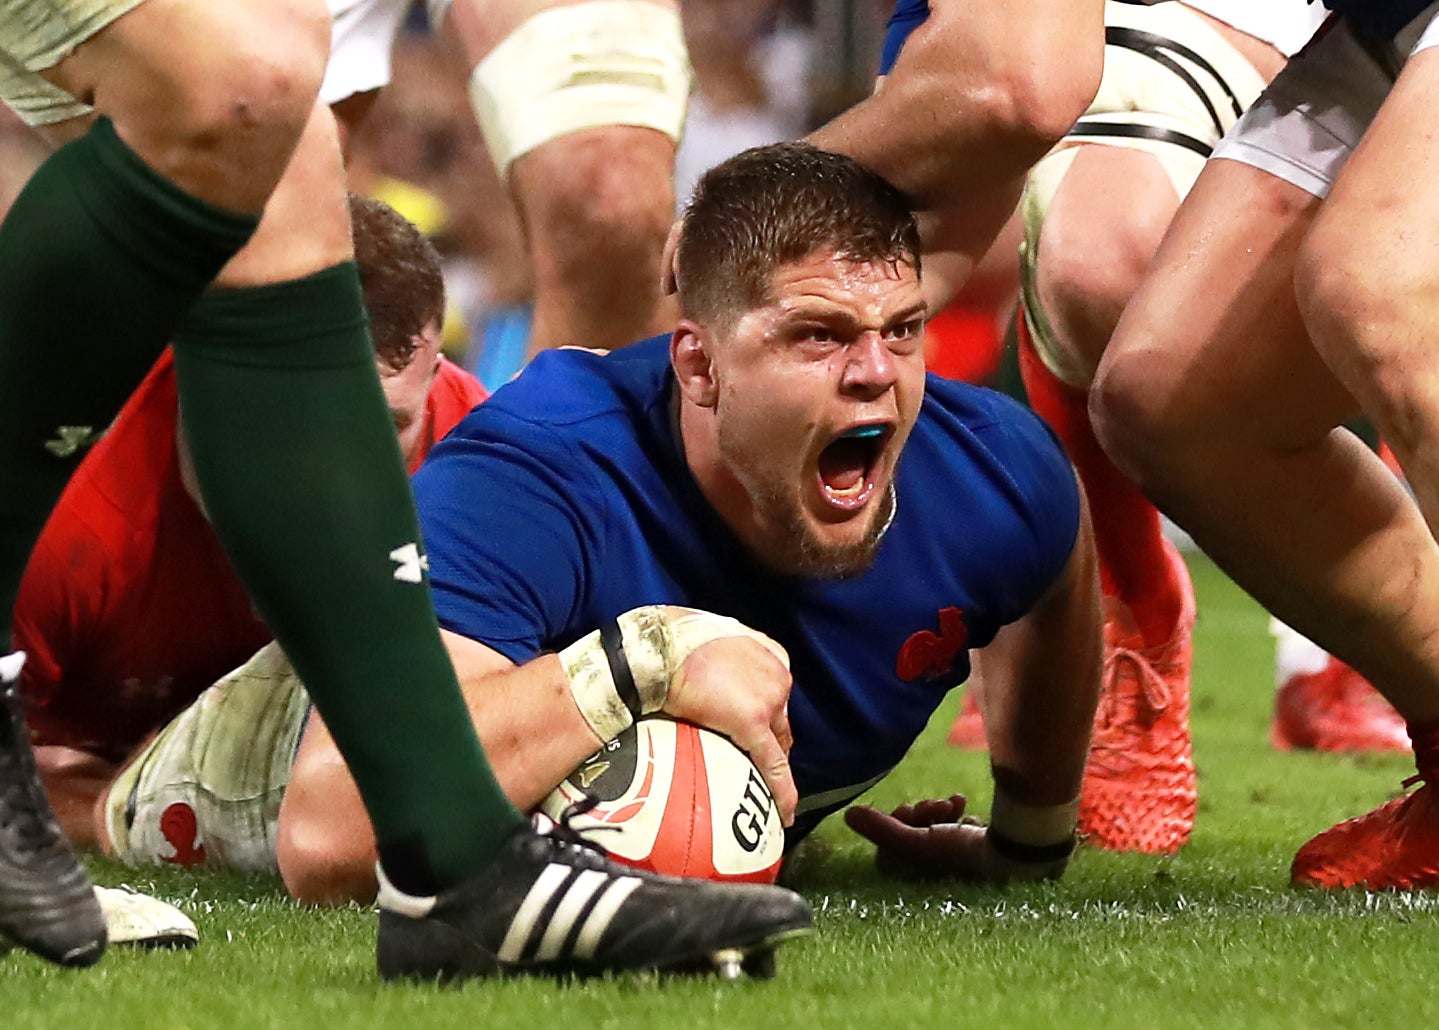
[536,796,620,868]
[1098,642,1172,729]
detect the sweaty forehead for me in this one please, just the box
[767,250,920,309]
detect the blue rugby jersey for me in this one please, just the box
[414,337,1080,840]
[880,0,929,75]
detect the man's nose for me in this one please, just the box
[841,332,899,396]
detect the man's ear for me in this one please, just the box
[671,321,719,408]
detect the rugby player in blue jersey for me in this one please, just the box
[105,142,1103,903]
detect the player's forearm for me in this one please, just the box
[980,489,1102,805]
[808,0,1103,211]
[456,609,799,823]
[458,653,608,812]
[915,197,1023,314]
[277,647,603,905]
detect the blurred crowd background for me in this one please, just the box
[0,0,1011,390]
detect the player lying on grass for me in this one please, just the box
[98,142,1105,903]
[4,0,811,979]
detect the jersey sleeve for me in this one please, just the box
[428,358,487,432]
[879,0,930,75]
[413,409,604,665]
[970,391,1083,627]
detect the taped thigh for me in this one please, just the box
[102,642,310,874]
[467,0,691,173]
[1019,1,1269,385]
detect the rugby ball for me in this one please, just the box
[538,718,785,884]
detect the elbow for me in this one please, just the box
[977,51,1100,152]
[276,810,378,907]
[887,45,1099,208]
[274,822,377,903]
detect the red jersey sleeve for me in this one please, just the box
[12,513,106,710]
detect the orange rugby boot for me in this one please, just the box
[1270,656,1410,754]
[1291,769,1439,890]
[1078,541,1198,855]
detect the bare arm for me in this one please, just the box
[444,630,611,809]
[978,478,1102,807]
[278,615,795,905]
[276,632,592,905]
[807,0,1104,212]
[917,200,1024,319]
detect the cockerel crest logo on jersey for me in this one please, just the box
[896,606,968,682]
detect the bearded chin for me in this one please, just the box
[753,482,896,580]
[714,415,897,579]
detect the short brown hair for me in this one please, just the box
[675,142,920,328]
[349,193,446,372]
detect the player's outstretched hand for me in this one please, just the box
[665,628,796,827]
[845,795,1068,883]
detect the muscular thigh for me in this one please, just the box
[449,0,688,193]
[1020,0,1276,385]
[18,0,330,130]
[1104,155,1358,451]
[1030,145,1179,382]
[1302,20,1439,295]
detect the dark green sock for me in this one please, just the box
[172,264,523,891]
[0,118,256,648]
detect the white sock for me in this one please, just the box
[1270,618,1328,688]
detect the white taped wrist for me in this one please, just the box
[988,786,1080,849]
[559,626,635,742]
[615,606,680,714]
[559,606,784,742]
[558,606,681,742]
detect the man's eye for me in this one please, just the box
[886,322,924,351]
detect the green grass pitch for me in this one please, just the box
[7,554,1434,1028]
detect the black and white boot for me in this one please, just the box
[0,653,106,966]
[376,813,812,982]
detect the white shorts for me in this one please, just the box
[0,0,409,126]
[1214,3,1439,198]
[101,643,310,874]
[321,0,410,106]
[1182,0,1327,58]
[0,0,146,126]
[1019,0,1270,386]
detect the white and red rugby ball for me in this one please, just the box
[539,717,785,884]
